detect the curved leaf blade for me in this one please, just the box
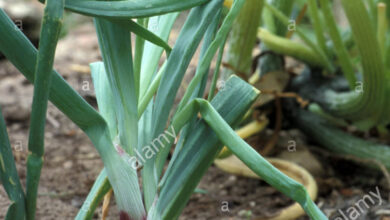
[0,108,26,220]
[64,0,210,19]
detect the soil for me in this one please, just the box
[1,19,390,220]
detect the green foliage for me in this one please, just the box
[262,0,390,130]
[0,1,326,219]
[0,107,26,220]
[26,1,64,219]
[224,0,263,77]
[294,108,390,171]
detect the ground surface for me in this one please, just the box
[1,16,390,220]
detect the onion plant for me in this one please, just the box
[222,0,263,80]
[0,0,327,219]
[256,0,390,175]
[259,0,390,130]
[258,0,294,75]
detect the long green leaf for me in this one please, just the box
[176,0,250,113]
[136,15,177,207]
[138,62,166,118]
[137,16,178,207]
[156,5,222,179]
[152,0,223,138]
[264,2,334,72]
[224,0,263,77]
[94,17,146,220]
[138,17,178,194]
[319,0,356,88]
[155,0,247,194]
[26,1,64,219]
[75,170,111,220]
[94,18,139,155]
[207,37,227,101]
[75,62,120,220]
[114,19,172,56]
[265,0,294,36]
[62,0,210,19]
[90,62,118,140]
[192,7,222,102]
[308,0,328,57]
[0,107,26,220]
[139,13,179,99]
[259,0,293,75]
[153,76,259,219]
[141,0,223,209]
[258,28,327,68]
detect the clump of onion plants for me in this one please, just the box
[0,0,327,219]
[257,0,390,170]
[259,0,390,129]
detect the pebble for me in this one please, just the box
[228,175,236,182]
[63,161,73,169]
[71,198,83,208]
[219,190,227,196]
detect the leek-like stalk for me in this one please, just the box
[176,0,250,113]
[266,0,294,36]
[208,38,226,101]
[294,108,390,170]
[259,0,293,75]
[258,28,327,68]
[319,0,387,129]
[319,0,356,89]
[26,1,64,219]
[264,2,334,72]
[138,62,166,116]
[308,0,328,57]
[134,18,148,98]
[223,0,263,78]
[139,13,178,100]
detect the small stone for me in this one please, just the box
[63,161,73,169]
[71,198,83,208]
[228,175,236,182]
[219,190,227,196]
